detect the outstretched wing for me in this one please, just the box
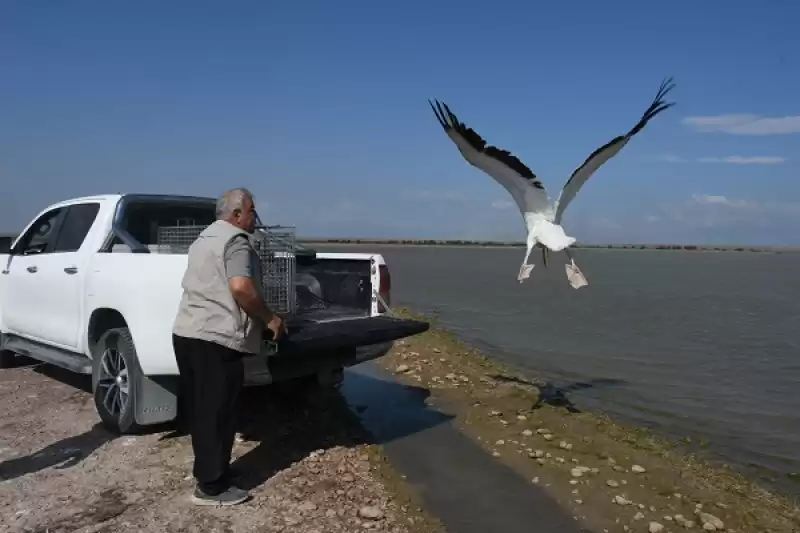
[553,77,676,224]
[429,99,552,216]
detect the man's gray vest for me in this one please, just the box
[172,219,264,354]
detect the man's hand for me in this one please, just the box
[265,314,286,341]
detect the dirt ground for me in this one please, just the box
[378,308,800,533]
[0,358,439,533]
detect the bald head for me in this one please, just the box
[216,187,257,232]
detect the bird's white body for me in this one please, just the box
[429,78,676,289]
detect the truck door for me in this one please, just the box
[2,206,66,341]
[33,202,101,350]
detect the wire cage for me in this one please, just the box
[155,224,298,314]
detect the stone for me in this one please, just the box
[649,523,665,533]
[395,364,410,374]
[543,434,553,441]
[634,512,645,520]
[522,429,533,437]
[698,513,724,530]
[358,506,384,520]
[613,495,632,506]
[606,480,620,488]
[297,501,317,512]
[631,464,646,473]
[537,428,551,434]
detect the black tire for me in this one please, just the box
[91,327,142,434]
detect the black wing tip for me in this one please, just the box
[627,76,678,135]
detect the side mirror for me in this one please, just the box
[0,235,13,254]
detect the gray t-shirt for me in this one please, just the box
[224,234,256,280]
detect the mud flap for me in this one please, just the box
[134,374,179,426]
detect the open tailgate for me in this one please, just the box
[272,315,429,356]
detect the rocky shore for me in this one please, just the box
[0,361,441,533]
[378,308,800,533]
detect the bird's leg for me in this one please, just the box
[518,241,536,283]
[564,248,588,289]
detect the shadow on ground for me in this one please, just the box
[225,372,454,491]
[0,423,117,482]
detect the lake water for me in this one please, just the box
[326,244,800,492]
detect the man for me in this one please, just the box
[172,187,285,506]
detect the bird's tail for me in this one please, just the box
[533,221,576,252]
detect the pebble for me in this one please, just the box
[495,440,505,446]
[530,450,545,458]
[537,428,551,434]
[542,434,553,441]
[613,495,632,506]
[532,477,539,484]
[297,501,318,512]
[559,441,573,450]
[358,506,384,520]
[698,512,724,530]
[517,415,527,421]
[606,480,620,488]
[489,410,502,417]
[493,452,501,457]
[395,365,410,374]
[522,429,533,437]
[649,522,665,533]
[634,512,645,521]
[631,464,646,473]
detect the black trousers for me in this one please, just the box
[172,334,245,495]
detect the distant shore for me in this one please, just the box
[299,238,800,253]
[2,231,797,253]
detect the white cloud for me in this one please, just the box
[491,200,514,210]
[697,156,786,165]
[659,154,786,165]
[690,194,751,209]
[683,114,800,135]
[658,154,688,163]
[654,193,800,230]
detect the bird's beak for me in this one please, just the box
[541,247,549,268]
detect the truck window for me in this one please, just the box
[13,207,64,256]
[52,203,101,253]
[108,200,217,251]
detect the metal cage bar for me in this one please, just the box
[156,224,297,314]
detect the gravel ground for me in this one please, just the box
[0,359,427,533]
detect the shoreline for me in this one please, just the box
[376,307,800,533]
[299,240,800,253]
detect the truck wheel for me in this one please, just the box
[91,327,142,434]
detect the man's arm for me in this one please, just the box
[224,236,275,324]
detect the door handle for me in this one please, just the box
[64,266,78,275]
[26,265,38,273]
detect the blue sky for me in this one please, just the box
[1,1,798,244]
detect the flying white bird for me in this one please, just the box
[429,77,676,289]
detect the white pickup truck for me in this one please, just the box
[0,193,428,434]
